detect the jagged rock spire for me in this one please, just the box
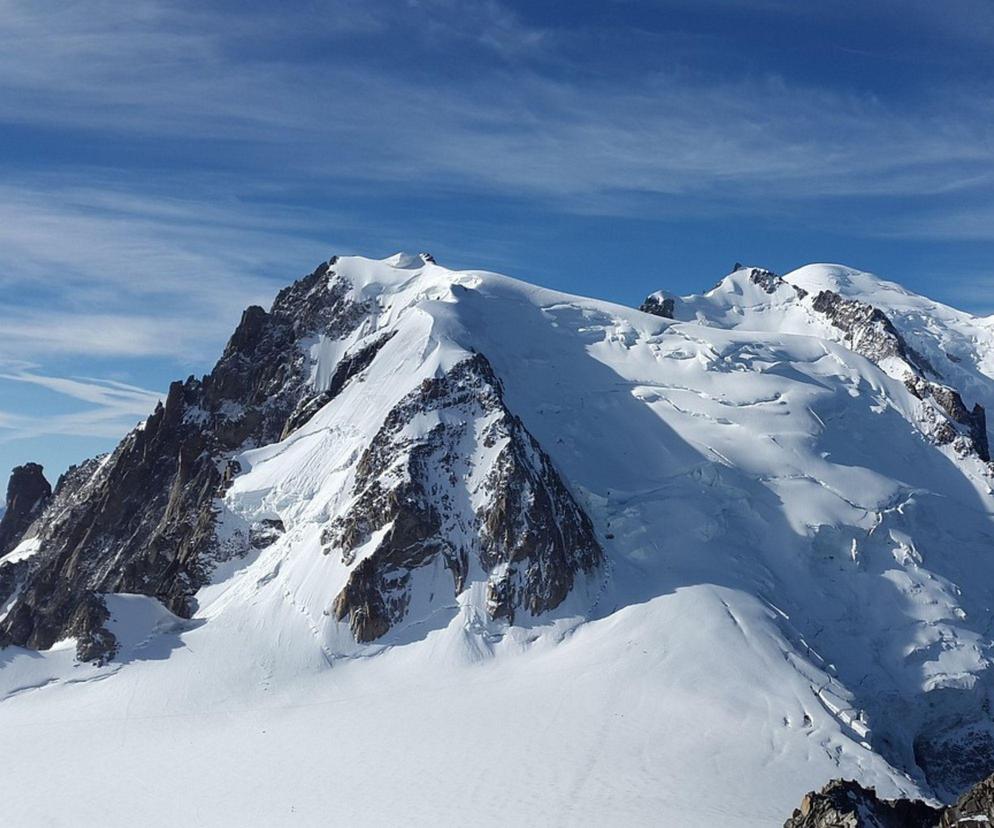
[0,463,51,555]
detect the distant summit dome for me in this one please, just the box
[383,251,436,268]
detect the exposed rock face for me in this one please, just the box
[0,463,51,555]
[905,376,991,462]
[746,266,788,295]
[939,772,994,826]
[786,770,994,827]
[639,293,675,319]
[249,519,286,550]
[715,265,808,298]
[784,779,940,827]
[0,260,374,662]
[327,353,603,642]
[811,288,990,462]
[812,289,932,374]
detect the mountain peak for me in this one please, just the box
[785,263,914,303]
[0,463,50,557]
[382,251,436,269]
[6,253,994,819]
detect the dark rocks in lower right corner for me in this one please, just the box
[785,769,994,827]
[784,779,940,828]
[0,463,51,555]
[939,772,994,826]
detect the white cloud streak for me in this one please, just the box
[0,177,337,362]
[0,369,163,443]
[0,1,991,205]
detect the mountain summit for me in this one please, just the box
[3,255,994,824]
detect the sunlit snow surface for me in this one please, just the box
[4,257,994,825]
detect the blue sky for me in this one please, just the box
[2,0,994,482]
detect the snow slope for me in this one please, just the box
[3,255,994,825]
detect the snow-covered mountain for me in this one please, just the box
[3,254,994,826]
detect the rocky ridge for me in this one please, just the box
[785,770,994,827]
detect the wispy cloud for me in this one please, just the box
[0,369,163,443]
[860,202,994,242]
[0,369,162,407]
[0,1,991,206]
[0,176,337,362]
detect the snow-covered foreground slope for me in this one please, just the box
[3,255,994,825]
[0,586,900,827]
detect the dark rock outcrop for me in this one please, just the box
[784,779,940,827]
[811,289,933,374]
[785,770,994,827]
[0,463,51,555]
[0,260,375,661]
[939,772,994,826]
[811,288,990,462]
[745,266,786,294]
[639,293,676,319]
[249,519,285,550]
[740,265,811,298]
[905,376,991,462]
[327,353,603,642]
